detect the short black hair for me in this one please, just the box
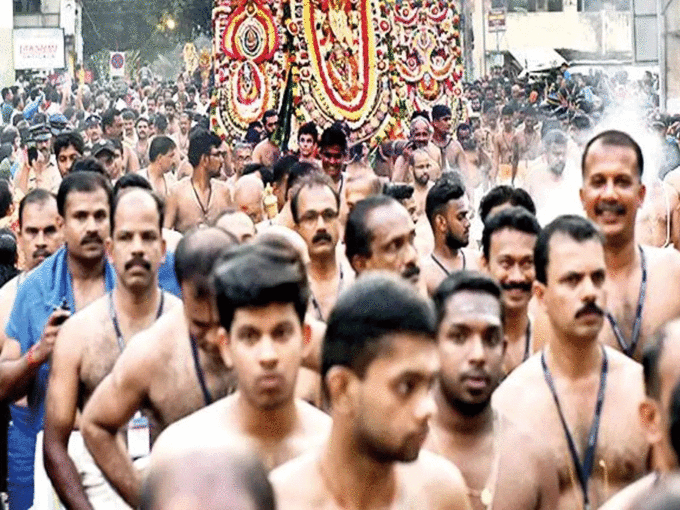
[382,183,414,201]
[669,377,680,462]
[291,173,340,224]
[286,161,319,197]
[322,273,436,380]
[213,236,309,331]
[57,171,113,217]
[318,126,347,153]
[188,130,221,168]
[298,122,318,143]
[581,130,644,179]
[482,207,541,260]
[153,113,168,133]
[345,195,397,263]
[425,172,466,228]
[53,131,84,158]
[262,109,277,124]
[149,135,176,163]
[71,157,108,176]
[111,187,164,234]
[433,271,504,325]
[272,155,298,185]
[19,188,55,229]
[432,104,452,121]
[0,180,12,218]
[479,185,536,224]
[101,108,120,133]
[534,215,603,285]
[113,173,152,196]
[174,227,237,294]
[642,329,667,399]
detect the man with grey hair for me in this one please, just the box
[394,115,442,183]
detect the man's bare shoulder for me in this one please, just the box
[664,166,680,190]
[123,306,185,366]
[169,177,190,194]
[494,353,544,401]
[58,294,108,342]
[599,472,657,510]
[0,274,19,303]
[605,345,643,374]
[270,450,323,509]
[644,244,680,278]
[401,450,471,509]
[295,399,332,435]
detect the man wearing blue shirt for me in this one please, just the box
[0,171,116,510]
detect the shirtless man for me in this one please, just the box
[134,117,151,169]
[292,174,347,322]
[151,238,331,470]
[421,174,479,297]
[270,273,472,510]
[175,112,191,159]
[345,195,421,286]
[318,126,348,196]
[599,320,680,510]
[251,110,280,167]
[231,142,253,182]
[525,130,583,225]
[431,104,470,176]
[410,149,437,217]
[233,174,264,225]
[0,172,116,510]
[481,207,541,374]
[393,117,442,183]
[493,215,649,510]
[102,108,140,174]
[492,105,519,185]
[426,271,559,510]
[80,228,238,508]
[44,188,180,510]
[580,130,680,361]
[297,122,321,168]
[164,130,231,232]
[514,108,542,164]
[139,136,177,199]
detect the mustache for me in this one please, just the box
[501,281,532,292]
[595,202,626,215]
[80,234,103,245]
[312,231,333,244]
[575,302,604,319]
[32,248,50,260]
[402,265,420,279]
[125,257,151,271]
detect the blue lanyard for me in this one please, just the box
[109,291,165,351]
[190,335,213,406]
[541,347,608,510]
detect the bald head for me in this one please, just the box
[216,210,257,244]
[345,174,381,213]
[142,443,274,510]
[234,175,265,224]
[256,225,310,265]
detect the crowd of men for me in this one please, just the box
[0,63,679,510]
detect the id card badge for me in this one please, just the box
[127,411,150,459]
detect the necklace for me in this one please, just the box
[109,291,165,351]
[431,251,466,276]
[191,178,212,219]
[605,245,646,358]
[310,266,344,321]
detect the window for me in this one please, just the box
[14,0,41,14]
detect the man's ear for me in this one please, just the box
[216,326,233,369]
[534,280,546,311]
[639,398,663,445]
[325,366,358,416]
[350,254,367,275]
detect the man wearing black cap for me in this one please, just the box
[431,104,469,175]
[15,124,62,194]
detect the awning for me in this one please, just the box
[509,48,567,73]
